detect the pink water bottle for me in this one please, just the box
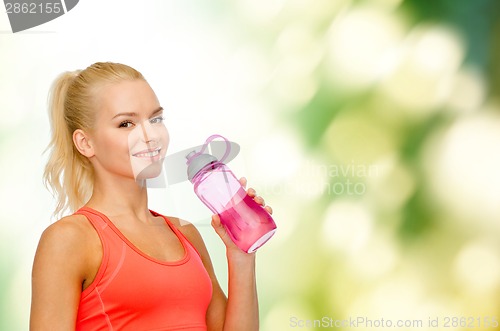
[186,135,277,253]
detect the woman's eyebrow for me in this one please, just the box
[112,112,137,119]
[111,107,163,120]
[150,107,164,117]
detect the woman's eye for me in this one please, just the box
[119,121,134,128]
[150,116,165,124]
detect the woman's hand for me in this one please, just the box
[211,177,273,254]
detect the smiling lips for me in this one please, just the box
[133,147,161,158]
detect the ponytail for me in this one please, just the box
[43,62,144,219]
[43,71,94,219]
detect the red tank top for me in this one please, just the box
[74,207,213,331]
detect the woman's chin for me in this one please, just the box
[133,161,164,182]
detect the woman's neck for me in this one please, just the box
[85,173,153,223]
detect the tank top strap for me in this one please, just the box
[73,207,113,297]
[75,207,110,233]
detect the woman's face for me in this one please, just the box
[89,79,169,183]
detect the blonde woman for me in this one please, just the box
[30,62,271,330]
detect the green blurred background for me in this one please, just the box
[1,0,499,330]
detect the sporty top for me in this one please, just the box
[74,206,213,331]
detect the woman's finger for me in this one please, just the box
[254,195,265,206]
[239,177,247,189]
[264,205,273,215]
[211,215,232,245]
[247,187,257,197]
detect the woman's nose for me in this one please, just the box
[140,120,159,143]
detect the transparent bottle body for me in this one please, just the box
[193,162,277,253]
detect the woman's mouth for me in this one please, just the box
[133,147,161,158]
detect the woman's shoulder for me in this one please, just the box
[43,213,94,236]
[32,213,102,303]
[38,213,97,253]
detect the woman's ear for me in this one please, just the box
[73,129,95,157]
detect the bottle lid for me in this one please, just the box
[186,151,218,182]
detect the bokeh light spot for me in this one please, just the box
[322,199,373,254]
[454,240,500,294]
[326,4,405,91]
[426,112,500,230]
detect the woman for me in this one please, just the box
[30,62,271,330]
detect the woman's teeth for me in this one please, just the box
[135,149,160,157]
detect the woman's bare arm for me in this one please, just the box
[30,215,100,331]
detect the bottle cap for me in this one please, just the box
[186,151,218,182]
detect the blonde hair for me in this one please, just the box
[43,62,144,218]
